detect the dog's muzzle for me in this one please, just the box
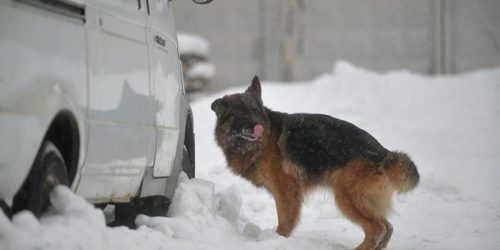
[236,124,264,141]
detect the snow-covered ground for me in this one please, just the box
[1,62,499,250]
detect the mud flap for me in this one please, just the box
[1,200,12,218]
[110,196,171,228]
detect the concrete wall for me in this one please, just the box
[447,0,500,73]
[294,0,435,80]
[172,0,500,89]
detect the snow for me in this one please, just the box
[1,61,500,250]
[177,33,210,57]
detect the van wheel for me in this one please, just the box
[12,141,69,217]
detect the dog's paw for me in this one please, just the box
[259,228,280,241]
[242,223,281,241]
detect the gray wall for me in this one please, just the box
[447,1,500,73]
[172,0,263,88]
[172,0,500,89]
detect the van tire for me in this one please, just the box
[12,141,69,217]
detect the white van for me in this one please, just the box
[0,0,199,225]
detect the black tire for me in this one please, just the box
[12,141,69,217]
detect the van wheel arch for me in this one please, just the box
[44,110,80,184]
[11,110,80,216]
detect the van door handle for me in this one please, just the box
[155,35,166,47]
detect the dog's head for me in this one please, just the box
[211,76,268,151]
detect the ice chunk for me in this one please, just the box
[242,222,261,239]
[215,186,242,225]
[168,176,215,218]
[135,215,175,237]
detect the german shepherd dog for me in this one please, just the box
[211,76,419,250]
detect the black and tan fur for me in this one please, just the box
[211,76,419,250]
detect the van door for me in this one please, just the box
[147,0,184,177]
[77,0,156,202]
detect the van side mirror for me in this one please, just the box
[193,0,213,4]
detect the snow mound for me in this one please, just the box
[0,186,109,249]
[136,173,279,243]
[0,177,284,250]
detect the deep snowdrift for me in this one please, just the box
[1,62,499,250]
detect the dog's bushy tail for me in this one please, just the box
[382,151,420,194]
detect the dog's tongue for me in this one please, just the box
[253,124,264,139]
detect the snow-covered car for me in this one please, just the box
[0,0,195,225]
[177,33,216,92]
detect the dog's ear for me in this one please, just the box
[245,75,262,100]
[211,98,227,115]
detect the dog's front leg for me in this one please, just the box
[269,175,303,237]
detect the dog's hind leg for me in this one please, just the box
[334,186,387,250]
[332,161,394,250]
[376,218,393,250]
